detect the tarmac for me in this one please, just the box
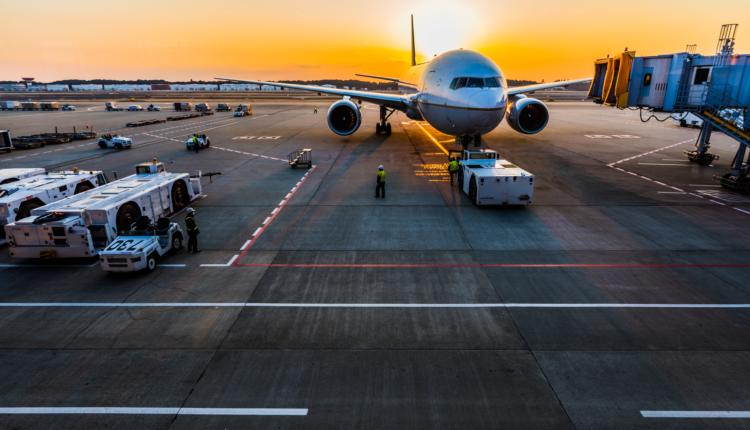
[0,97,749,429]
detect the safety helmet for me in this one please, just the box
[378,165,384,170]
[187,208,195,214]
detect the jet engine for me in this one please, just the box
[327,99,361,136]
[505,96,549,135]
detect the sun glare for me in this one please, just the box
[411,2,486,60]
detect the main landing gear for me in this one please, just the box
[376,106,394,136]
[456,134,482,149]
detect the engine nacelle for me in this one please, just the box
[327,99,361,136]
[505,96,549,135]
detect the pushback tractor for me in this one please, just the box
[5,160,202,259]
[0,170,107,239]
[453,149,534,206]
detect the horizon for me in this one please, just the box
[2,0,749,82]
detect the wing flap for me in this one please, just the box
[507,78,591,96]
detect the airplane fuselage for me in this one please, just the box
[401,50,508,136]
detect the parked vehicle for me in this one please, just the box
[98,134,132,149]
[61,104,76,111]
[147,104,161,112]
[185,134,210,151]
[99,217,184,272]
[127,105,144,111]
[195,103,212,112]
[0,168,45,184]
[217,103,231,112]
[105,102,123,111]
[454,148,534,206]
[173,102,193,111]
[5,160,202,259]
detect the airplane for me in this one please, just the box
[217,15,589,147]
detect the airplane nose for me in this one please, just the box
[470,90,503,110]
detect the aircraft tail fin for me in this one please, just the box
[410,15,416,67]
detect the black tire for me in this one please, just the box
[115,143,122,150]
[171,233,183,251]
[98,141,107,149]
[16,198,45,220]
[469,176,478,206]
[376,123,382,135]
[386,123,392,135]
[115,202,141,233]
[679,120,687,128]
[74,181,95,194]
[171,180,189,212]
[146,253,158,272]
[205,139,210,148]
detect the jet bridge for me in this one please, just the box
[589,24,750,193]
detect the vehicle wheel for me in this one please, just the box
[679,120,687,127]
[146,253,158,272]
[376,123,382,134]
[98,141,107,149]
[171,233,183,251]
[171,180,189,212]
[469,176,479,206]
[115,143,122,150]
[205,139,210,148]
[115,202,141,232]
[386,123,392,135]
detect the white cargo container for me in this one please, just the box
[5,161,202,259]
[0,170,106,236]
[0,168,45,184]
[455,149,534,206]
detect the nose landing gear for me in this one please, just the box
[456,134,483,149]
[376,106,394,136]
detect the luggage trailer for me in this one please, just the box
[5,161,202,259]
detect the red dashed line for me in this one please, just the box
[233,165,317,264]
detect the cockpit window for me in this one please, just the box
[450,76,503,90]
[449,77,467,90]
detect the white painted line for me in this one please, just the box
[734,207,750,216]
[709,199,727,206]
[271,208,279,215]
[285,193,292,199]
[641,410,750,419]
[689,184,722,187]
[1,302,749,309]
[199,264,228,267]
[241,239,252,251]
[0,407,308,416]
[252,227,262,237]
[262,217,271,225]
[657,191,687,194]
[637,163,689,166]
[279,199,287,206]
[226,254,239,266]
[157,264,186,268]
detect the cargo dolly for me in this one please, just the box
[288,149,312,168]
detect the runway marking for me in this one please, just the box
[211,146,286,162]
[240,239,252,251]
[199,254,238,267]
[607,139,693,166]
[0,302,749,309]
[157,264,186,268]
[636,162,689,166]
[234,166,317,259]
[641,410,750,419]
[414,122,449,155]
[0,407,308,416]
[233,262,750,269]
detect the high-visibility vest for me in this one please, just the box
[377,170,386,183]
[448,160,458,172]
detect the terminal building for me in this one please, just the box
[589,24,750,193]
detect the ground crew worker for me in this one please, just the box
[314,107,318,114]
[191,134,200,152]
[185,208,200,253]
[375,165,386,198]
[448,157,459,186]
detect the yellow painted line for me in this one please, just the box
[414,122,449,155]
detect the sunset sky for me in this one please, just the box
[2,0,749,82]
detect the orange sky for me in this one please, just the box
[1,0,749,82]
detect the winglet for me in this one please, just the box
[410,15,416,67]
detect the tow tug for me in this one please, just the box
[186,134,210,151]
[100,217,184,272]
[451,148,534,206]
[98,134,132,149]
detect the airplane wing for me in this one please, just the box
[507,78,591,96]
[215,78,411,110]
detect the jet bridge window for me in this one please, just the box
[694,67,711,85]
